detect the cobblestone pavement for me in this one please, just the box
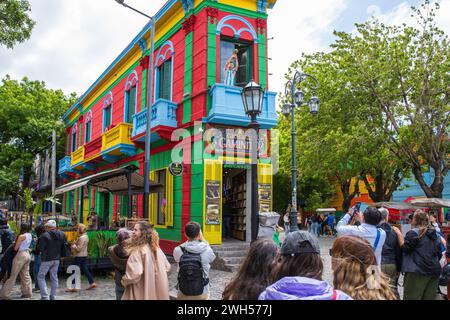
[5,237,447,300]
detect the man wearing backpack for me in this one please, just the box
[0,214,15,264]
[37,220,69,300]
[173,222,216,300]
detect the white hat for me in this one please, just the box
[45,220,57,228]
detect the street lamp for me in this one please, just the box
[241,80,264,242]
[283,71,320,232]
[115,0,155,219]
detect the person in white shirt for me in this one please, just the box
[336,206,386,267]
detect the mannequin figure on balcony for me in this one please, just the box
[224,49,239,86]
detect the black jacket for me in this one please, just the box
[39,230,67,262]
[380,223,402,270]
[0,225,15,255]
[401,228,442,277]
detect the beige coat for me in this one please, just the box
[121,245,171,300]
[72,234,89,257]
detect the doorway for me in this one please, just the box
[223,168,248,241]
[99,193,110,229]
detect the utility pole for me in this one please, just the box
[52,129,57,221]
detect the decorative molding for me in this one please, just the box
[125,71,139,91]
[139,55,150,70]
[102,92,114,109]
[217,15,258,42]
[257,0,267,13]
[85,111,92,123]
[206,7,219,24]
[180,0,194,14]
[155,41,175,67]
[182,15,196,34]
[137,38,148,55]
[256,18,267,35]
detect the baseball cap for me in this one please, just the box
[45,220,57,228]
[281,230,321,256]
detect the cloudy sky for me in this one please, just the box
[0,0,449,99]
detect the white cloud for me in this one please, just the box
[0,0,166,95]
[267,0,348,98]
[367,5,381,17]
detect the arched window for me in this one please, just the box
[124,71,139,123]
[217,15,257,87]
[103,92,114,132]
[154,41,174,101]
[84,111,93,144]
[71,124,78,152]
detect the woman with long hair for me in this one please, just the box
[121,221,171,300]
[0,223,33,300]
[401,210,442,300]
[68,224,96,292]
[331,235,397,300]
[223,239,279,300]
[259,231,352,300]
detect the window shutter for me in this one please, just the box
[127,86,137,123]
[149,171,157,225]
[165,168,174,227]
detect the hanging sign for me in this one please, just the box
[169,162,184,176]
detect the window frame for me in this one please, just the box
[156,58,173,101]
[102,92,114,132]
[71,125,78,152]
[84,111,92,144]
[219,37,254,87]
[124,71,139,123]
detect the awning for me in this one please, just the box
[55,166,163,196]
[373,202,421,211]
[409,198,450,208]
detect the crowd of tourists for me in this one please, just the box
[0,205,449,300]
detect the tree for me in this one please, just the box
[0,76,77,199]
[331,1,449,198]
[0,0,35,49]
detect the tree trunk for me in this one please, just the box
[340,177,360,213]
[363,169,403,203]
[411,165,443,198]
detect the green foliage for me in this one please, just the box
[0,0,35,49]
[0,76,77,197]
[88,231,117,258]
[329,0,449,197]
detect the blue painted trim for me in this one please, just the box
[258,0,267,13]
[84,111,92,144]
[154,41,174,101]
[102,92,114,132]
[124,71,139,123]
[62,0,179,122]
[138,38,148,55]
[217,15,258,43]
[179,0,194,13]
[100,143,137,164]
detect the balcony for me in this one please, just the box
[71,146,95,172]
[58,156,74,179]
[84,136,103,163]
[101,123,137,163]
[207,84,278,129]
[131,99,178,142]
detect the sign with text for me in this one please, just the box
[205,180,221,225]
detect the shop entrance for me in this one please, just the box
[223,167,249,242]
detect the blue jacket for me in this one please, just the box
[259,277,353,300]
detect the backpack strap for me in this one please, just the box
[373,229,381,251]
[332,290,337,301]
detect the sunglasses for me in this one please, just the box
[329,249,333,256]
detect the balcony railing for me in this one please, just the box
[132,99,178,138]
[71,147,85,167]
[58,156,72,176]
[207,84,278,129]
[84,136,102,162]
[101,123,133,152]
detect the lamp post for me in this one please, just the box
[241,80,265,242]
[115,0,155,219]
[282,71,320,232]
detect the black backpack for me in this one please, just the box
[177,247,208,296]
[0,228,15,254]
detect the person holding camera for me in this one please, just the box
[336,206,386,267]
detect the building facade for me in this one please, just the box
[59,0,278,253]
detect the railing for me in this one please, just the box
[132,99,178,138]
[101,123,133,152]
[208,84,278,129]
[71,147,85,166]
[84,136,102,161]
[58,156,72,175]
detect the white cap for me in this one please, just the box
[45,220,57,228]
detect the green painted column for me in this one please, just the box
[206,19,217,115]
[141,69,147,111]
[183,31,193,124]
[258,32,267,90]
